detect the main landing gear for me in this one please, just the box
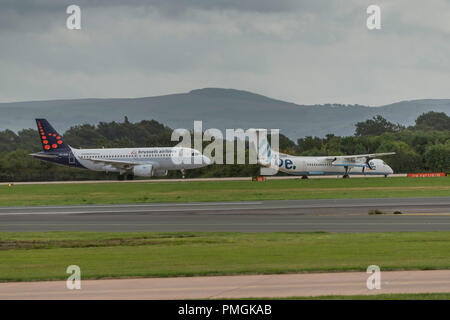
[180,169,186,179]
[301,175,308,179]
[118,173,134,180]
[343,166,350,178]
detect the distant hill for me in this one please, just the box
[1,88,449,139]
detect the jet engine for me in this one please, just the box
[132,165,153,177]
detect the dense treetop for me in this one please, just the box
[0,112,448,181]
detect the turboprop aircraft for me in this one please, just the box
[30,119,211,179]
[252,130,395,178]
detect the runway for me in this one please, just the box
[0,174,408,185]
[0,270,449,299]
[0,197,449,232]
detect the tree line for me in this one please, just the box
[0,112,448,181]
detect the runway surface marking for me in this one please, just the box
[0,197,449,232]
[0,207,266,216]
[0,270,448,299]
[0,197,448,215]
[2,222,450,226]
[0,202,264,210]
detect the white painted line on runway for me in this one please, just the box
[0,201,264,210]
[2,222,450,226]
[1,205,449,215]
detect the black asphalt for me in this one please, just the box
[0,197,449,232]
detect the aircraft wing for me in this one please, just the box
[88,158,142,170]
[326,152,395,168]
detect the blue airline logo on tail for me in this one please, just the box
[259,138,271,158]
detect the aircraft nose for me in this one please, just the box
[388,166,394,174]
[203,155,212,166]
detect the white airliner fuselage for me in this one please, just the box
[273,155,393,177]
[75,147,210,176]
[30,119,211,179]
[253,130,395,178]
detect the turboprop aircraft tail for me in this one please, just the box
[249,129,279,166]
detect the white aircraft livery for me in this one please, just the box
[253,130,395,178]
[30,119,211,179]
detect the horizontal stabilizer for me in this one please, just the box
[29,152,58,159]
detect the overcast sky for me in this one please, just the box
[1,0,450,105]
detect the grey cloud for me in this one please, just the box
[0,0,325,32]
[1,1,450,105]
[1,0,308,14]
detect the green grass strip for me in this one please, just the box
[0,231,449,282]
[0,177,449,206]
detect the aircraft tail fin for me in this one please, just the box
[35,119,70,152]
[249,129,279,166]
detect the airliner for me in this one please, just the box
[30,119,211,179]
[253,130,395,178]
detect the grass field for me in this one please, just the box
[0,177,449,206]
[0,231,449,282]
